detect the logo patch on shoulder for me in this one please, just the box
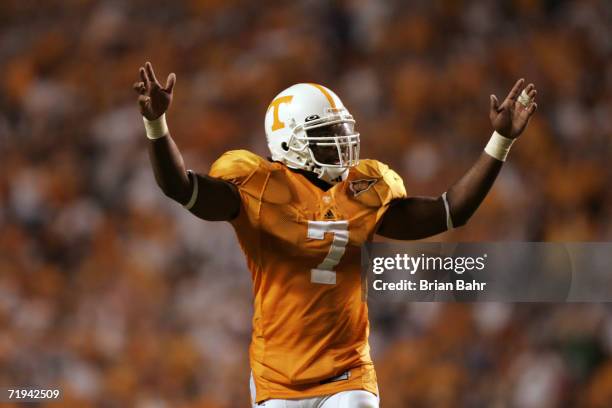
[349,178,377,196]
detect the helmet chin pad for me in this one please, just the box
[314,166,349,184]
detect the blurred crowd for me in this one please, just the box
[0,0,611,407]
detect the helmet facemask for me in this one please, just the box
[285,108,360,183]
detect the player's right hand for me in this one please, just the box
[133,62,176,120]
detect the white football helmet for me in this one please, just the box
[264,83,360,183]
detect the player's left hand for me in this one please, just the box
[489,78,538,139]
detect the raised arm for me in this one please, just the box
[133,62,240,221]
[377,78,538,240]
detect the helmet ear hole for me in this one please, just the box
[281,142,289,151]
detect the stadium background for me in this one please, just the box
[0,0,611,406]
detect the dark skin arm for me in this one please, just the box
[134,62,240,221]
[377,78,538,240]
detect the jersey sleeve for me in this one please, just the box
[375,160,407,206]
[207,150,271,230]
[182,149,267,221]
[373,161,407,235]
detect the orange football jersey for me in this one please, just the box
[208,150,406,402]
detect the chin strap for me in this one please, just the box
[316,166,349,184]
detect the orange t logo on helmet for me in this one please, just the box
[268,95,293,131]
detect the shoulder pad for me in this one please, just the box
[354,159,407,205]
[209,150,268,186]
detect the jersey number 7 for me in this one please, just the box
[307,220,349,285]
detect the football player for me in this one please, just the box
[133,62,537,407]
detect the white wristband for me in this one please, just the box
[143,114,169,140]
[484,131,515,162]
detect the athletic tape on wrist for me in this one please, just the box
[484,131,515,162]
[143,114,169,139]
